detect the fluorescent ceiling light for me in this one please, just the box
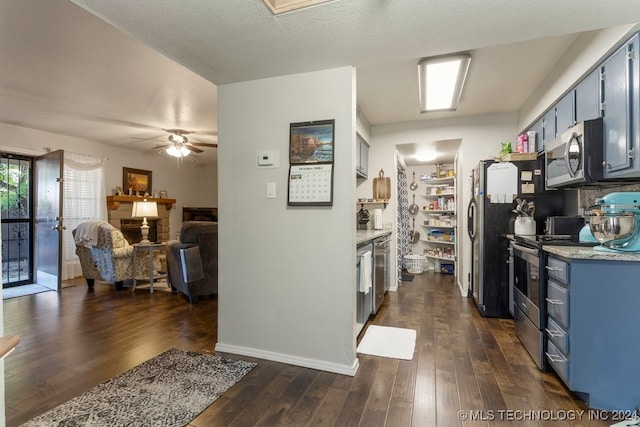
[418,53,471,112]
[416,152,437,162]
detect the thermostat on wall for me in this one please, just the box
[257,150,279,168]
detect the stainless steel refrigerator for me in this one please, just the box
[466,157,563,318]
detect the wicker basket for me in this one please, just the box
[405,254,427,274]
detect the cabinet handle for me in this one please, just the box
[545,298,563,305]
[545,328,564,338]
[545,352,566,364]
[545,266,563,272]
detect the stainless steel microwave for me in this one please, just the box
[544,119,604,188]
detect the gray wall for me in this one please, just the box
[215,67,359,375]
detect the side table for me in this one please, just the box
[132,242,166,293]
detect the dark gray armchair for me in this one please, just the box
[166,221,218,303]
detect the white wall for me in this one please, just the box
[215,67,358,375]
[370,113,518,296]
[0,122,217,240]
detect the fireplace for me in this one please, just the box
[106,195,176,243]
[120,219,158,244]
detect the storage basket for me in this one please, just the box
[405,254,427,274]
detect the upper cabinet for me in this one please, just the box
[529,118,544,153]
[542,108,556,149]
[555,91,575,134]
[575,68,601,123]
[356,106,371,179]
[601,33,639,178]
[356,133,369,178]
[526,32,640,181]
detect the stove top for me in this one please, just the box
[514,234,599,248]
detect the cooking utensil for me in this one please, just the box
[409,171,418,191]
[410,218,420,243]
[409,194,419,215]
[373,169,391,200]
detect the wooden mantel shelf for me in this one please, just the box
[106,195,177,211]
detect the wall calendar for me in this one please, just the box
[287,119,334,206]
[288,164,333,206]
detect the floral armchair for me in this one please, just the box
[73,221,159,290]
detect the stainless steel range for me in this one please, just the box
[510,234,596,369]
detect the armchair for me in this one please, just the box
[166,221,218,303]
[73,221,159,290]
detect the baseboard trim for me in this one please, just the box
[214,342,359,376]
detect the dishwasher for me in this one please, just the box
[356,243,373,336]
[373,236,390,313]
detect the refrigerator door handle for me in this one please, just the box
[467,199,476,241]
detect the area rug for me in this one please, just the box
[356,325,417,360]
[22,348,256,427]
[2,284,53,300]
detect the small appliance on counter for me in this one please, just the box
[544,216,585,236]
[357,206,370,230]
[373,208,383,230]
[585,192,640,252]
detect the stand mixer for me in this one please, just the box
[585,192,640,252]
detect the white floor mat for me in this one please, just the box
[356,325,417,360]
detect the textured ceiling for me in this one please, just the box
[3,1,640,165]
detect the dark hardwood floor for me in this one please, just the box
[4,273,608,426]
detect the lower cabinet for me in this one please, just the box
[544,254,640,411]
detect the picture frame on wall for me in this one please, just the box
[289,119,335,164]
[123,167,152,194]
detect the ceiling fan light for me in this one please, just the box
[166,145,190,157]
[168,133,188,144]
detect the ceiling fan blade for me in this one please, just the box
[189,142,218,148]
[151,144,168,149]
[185,145,204,154]
[132,135,165,142]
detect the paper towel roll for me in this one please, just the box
[373,209,383,230]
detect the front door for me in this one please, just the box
[34,150,64,291]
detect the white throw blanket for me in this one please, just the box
[74,221,107,247]
[359,251,372,294]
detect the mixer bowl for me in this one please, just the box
[588,213,637,244]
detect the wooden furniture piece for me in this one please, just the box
[132,242,167,293]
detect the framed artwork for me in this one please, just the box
[123,167,152,194]
[159,190,168,199]
[289,119,334,164]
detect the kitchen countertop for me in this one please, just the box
[543,245,640,261]
[356,229,392,245]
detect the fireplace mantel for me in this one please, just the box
[106,195,176,243]
[106,195,177,211]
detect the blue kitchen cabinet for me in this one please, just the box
[529,118,544,153]
[575,68,601,123]
[542,108,556,146]
[555,91,575,135]
[545,254,640,411]
[601,33,640,178]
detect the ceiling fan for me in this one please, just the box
[150,129,217,158]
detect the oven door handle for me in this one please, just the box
[511,242,540,256]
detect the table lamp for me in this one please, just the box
[132,199,158,244]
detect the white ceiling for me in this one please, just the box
[3,1,640,165]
